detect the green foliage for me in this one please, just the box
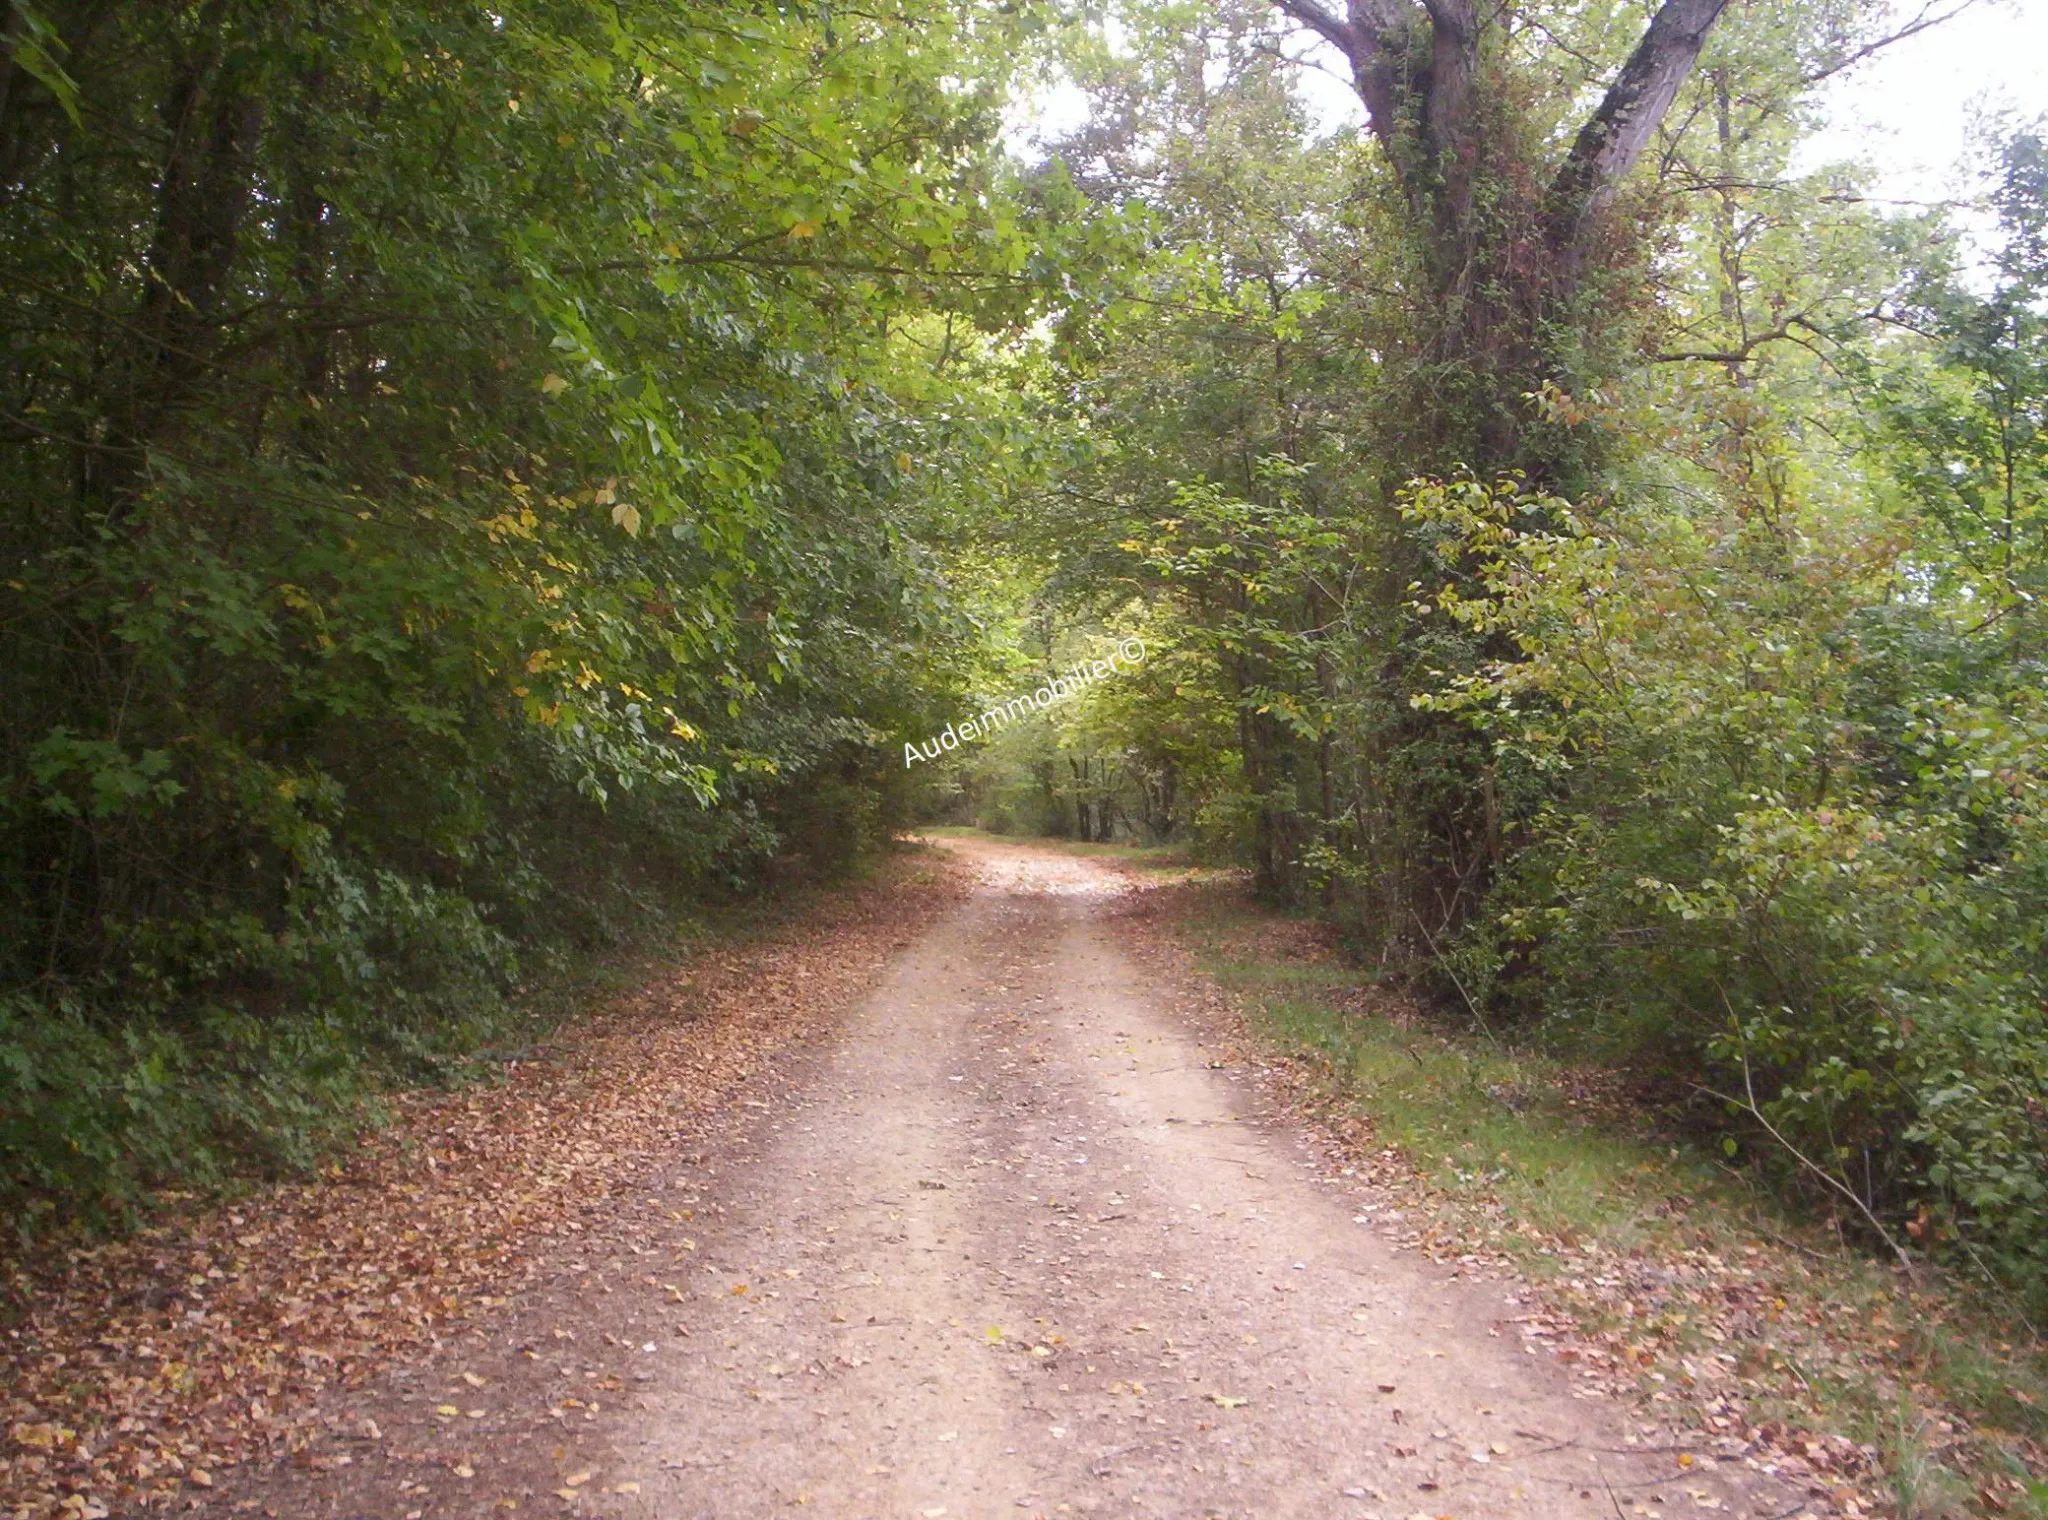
[0,0,1107,1228]
[988,0,2048,1310]
[1401,373,2048,1290]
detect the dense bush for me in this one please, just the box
[1402,437,2048,1289]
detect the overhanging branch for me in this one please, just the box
[1269,0,1412,148]
[1802,0,1978,85]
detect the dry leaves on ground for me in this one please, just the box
[1,856,968,1520]
[1107,874,2048,1520]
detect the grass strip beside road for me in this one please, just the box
[1015,830,2048,1520]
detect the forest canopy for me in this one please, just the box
[0,0,1121,1223]
[3,0,2046,1309]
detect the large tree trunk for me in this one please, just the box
[1274,0,1729,471]
[1275,0,1725,267]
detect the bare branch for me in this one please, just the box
[1695,1002,1919,1284]
[1269,0,1412,147]
[1511,14,1611,80]
[1802,0,1978,86]
[1243,35,1358,89]
[1650,313,1837,364]
[1272,0,1359,57]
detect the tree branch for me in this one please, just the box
[1545,0,1730,260]
[1270,0,1412,148]
[1694,1005,1919,1284]
[1802,0,1978,86]
[1272,0,1359,56]
[1650,311,1872,365]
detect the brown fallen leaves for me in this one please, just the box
[1,853,968,1520]
[1111,874,2047,1520]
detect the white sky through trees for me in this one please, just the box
[1007,0,2048,212]
[1795,0,2048,204]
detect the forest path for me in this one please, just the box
[232,838,1804,1520]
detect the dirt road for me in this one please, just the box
[231,838,1806,1520]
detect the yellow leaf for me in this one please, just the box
[1207,1393,1248,1409]
[436,1405,460,1417]
[462,1373,487,1389]
[540,373,568,395]
[564,1470,592,1487]
[613,1481,640,1494]
[610,501,641,537]
[788,219,819,239]
[453,1464,475,1479]
[985,1325,1003,1343]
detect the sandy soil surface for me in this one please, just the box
[214,837,1810,1520]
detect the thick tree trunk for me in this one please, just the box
[103,9,262,519]
[1275,0,1729,469]
[1276,0,1725,278]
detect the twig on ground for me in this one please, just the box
[1697,997,1919,1284]
[1408,910,1503,1052]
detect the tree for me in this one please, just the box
[0,0,1105,1225]
[1278,0,1721,258]
[1267,0,1969,469]
[1261,0,1724,463]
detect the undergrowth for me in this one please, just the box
[1080,840,2048,1520]
[0,834,915,1257]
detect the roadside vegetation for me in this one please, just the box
[1186,884,2048,1520]
[1015,832,2048,1516]
[4,0,2046,1501]
[0,0,1115,1236]
[934,1,2048,1337]
[0,847,964,1516]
